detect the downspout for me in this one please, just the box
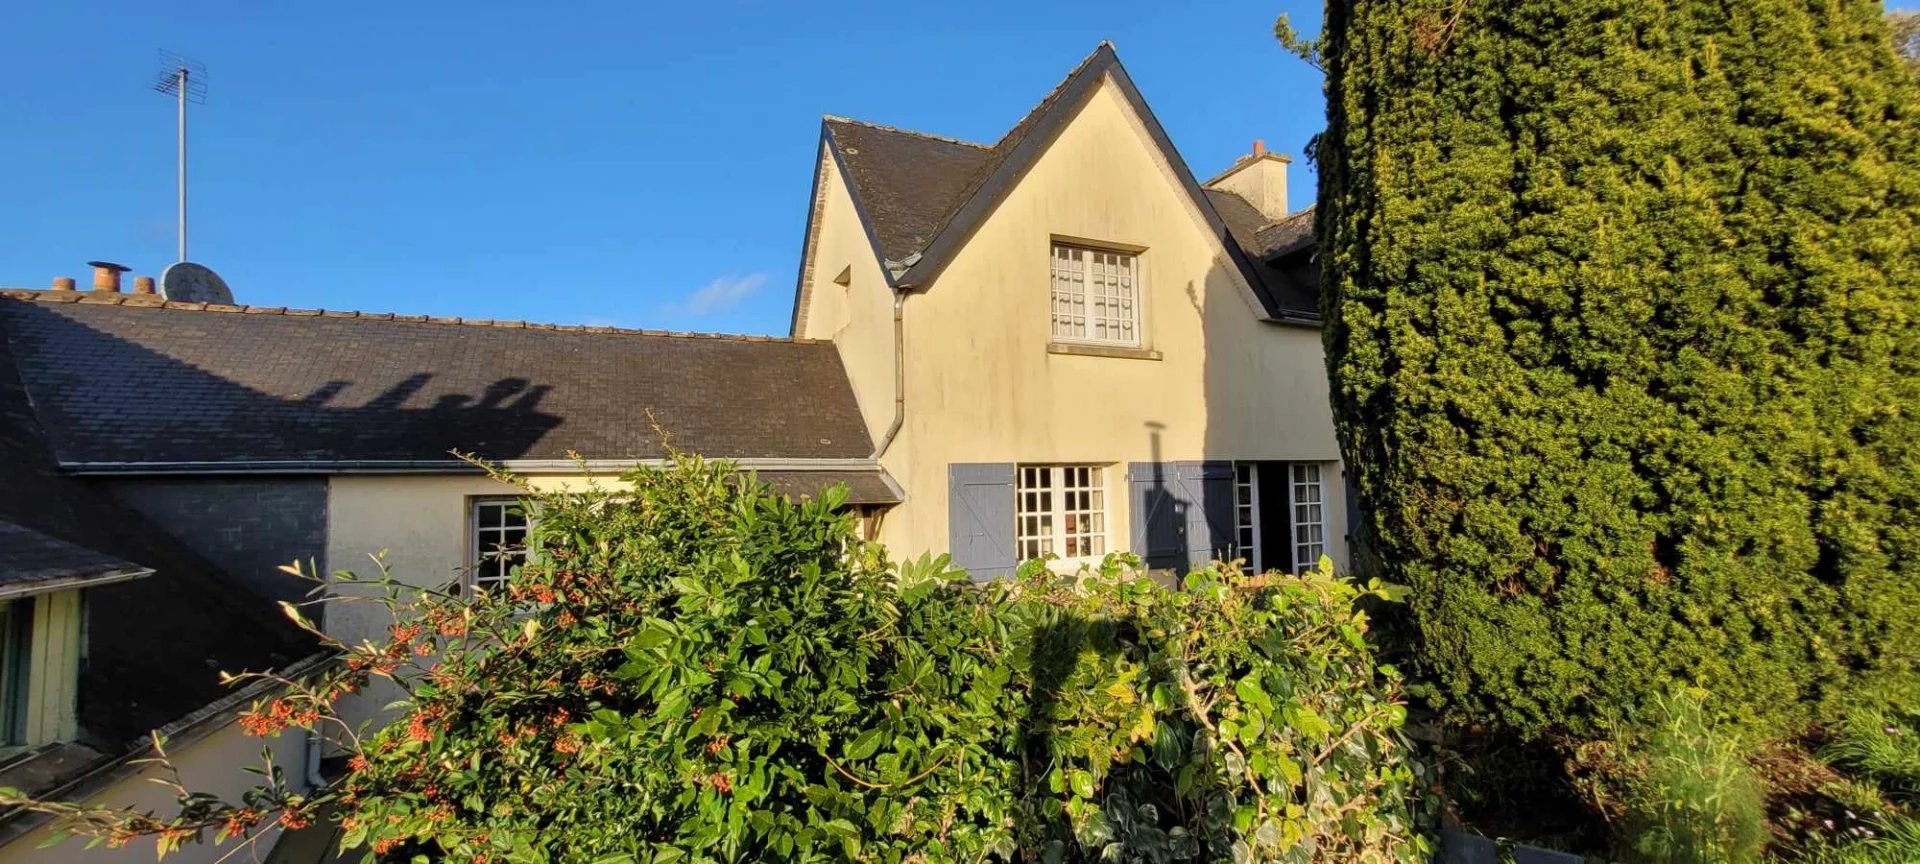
[869,289,906,460]
[305,728,326,790]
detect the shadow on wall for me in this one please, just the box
[1127,256,1318,577]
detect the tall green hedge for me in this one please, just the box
[1315,0,1920,736]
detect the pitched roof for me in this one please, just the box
[821,118,991,268]
[0,292,877,469]
[1207,193,1319,315]
[0,329,315,748]
[800,43,1321,323]
[0,519,151,598]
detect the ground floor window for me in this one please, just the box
[469,498,529,594]
[1233,463,1261,572]
[1289,463,1326,573]
[1016,464,1108,562]
[1227,461,1329,575]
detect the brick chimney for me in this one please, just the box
[133,275,156,295]
[1205,139,1292,222]
[87,261,129,294]
[50,276,76,292]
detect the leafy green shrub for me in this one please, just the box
[1312,0,1920,738]
[1600,690,1768,864]
[1006,559,1434,863]
[3,455,1433,863]
[1823,703,1920,803]
[1801,815,1920,864]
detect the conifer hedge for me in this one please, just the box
[1314,0,1920,736]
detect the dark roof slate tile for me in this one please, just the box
[0,294,875,467]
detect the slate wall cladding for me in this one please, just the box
[102,477,326,606]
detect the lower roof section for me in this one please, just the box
[0,520,153,600]
[0,292,876,467]
[749,469,904,506]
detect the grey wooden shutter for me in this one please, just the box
[1175,461,1237,569]
[948,463,1016,579]
[1129,462,1188,570]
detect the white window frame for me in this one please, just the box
[1289,463,1327,574]
[1049,241,1142,347]
[1233,463,1261,573]
[468,498,530,595]
[1015,464,1109,564]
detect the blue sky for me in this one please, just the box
[1,2,1326,335]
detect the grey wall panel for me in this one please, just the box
[101,477,325,605]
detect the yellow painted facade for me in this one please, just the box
[799,74,1346,566]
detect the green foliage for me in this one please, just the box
[1313,0,1920,737]
[1822,701,1920,803]
[1798,814,1920,864]
[1601,690,1769,864]
[7,456,1433,863]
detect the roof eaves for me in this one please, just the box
[0,566,154,602]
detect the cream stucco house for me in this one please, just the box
[792,43,1342,577]
[0,44,1340,847]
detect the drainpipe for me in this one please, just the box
[304,728,326,790]
[869,290,907,460]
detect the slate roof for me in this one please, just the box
[0,329,315,748]
[750,469,900,506]
[0,519,150,597]
[1207,193,1320,315]
[802,43,1323,322]
[822,118,991,268]
[0,292,877,469]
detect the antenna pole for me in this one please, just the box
[152,50,205,264]
[176,66,187,262]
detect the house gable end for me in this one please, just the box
[894,45,1289,322]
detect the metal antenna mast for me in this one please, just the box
[152,50,205,263]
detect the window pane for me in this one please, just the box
[1051,244,1138,346]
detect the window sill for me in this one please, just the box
[1047,342,1162,361]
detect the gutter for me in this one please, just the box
[62,457,890,476]
[0,567,153,602]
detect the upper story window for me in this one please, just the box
[1050,242,1140,347]
[1016,464,1108,563]
[470,498,529,594]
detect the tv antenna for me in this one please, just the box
[152,50,205,263]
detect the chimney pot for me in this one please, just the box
[86,261,129,293]
[134,276,156,295]
[1253,139,1265,157]
[51,277,76,292]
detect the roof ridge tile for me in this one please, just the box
[822,115,990,150]
[0,289,831,345]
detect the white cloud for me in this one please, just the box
[666,272,768,316]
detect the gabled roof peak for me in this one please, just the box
[820,116,988,150]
